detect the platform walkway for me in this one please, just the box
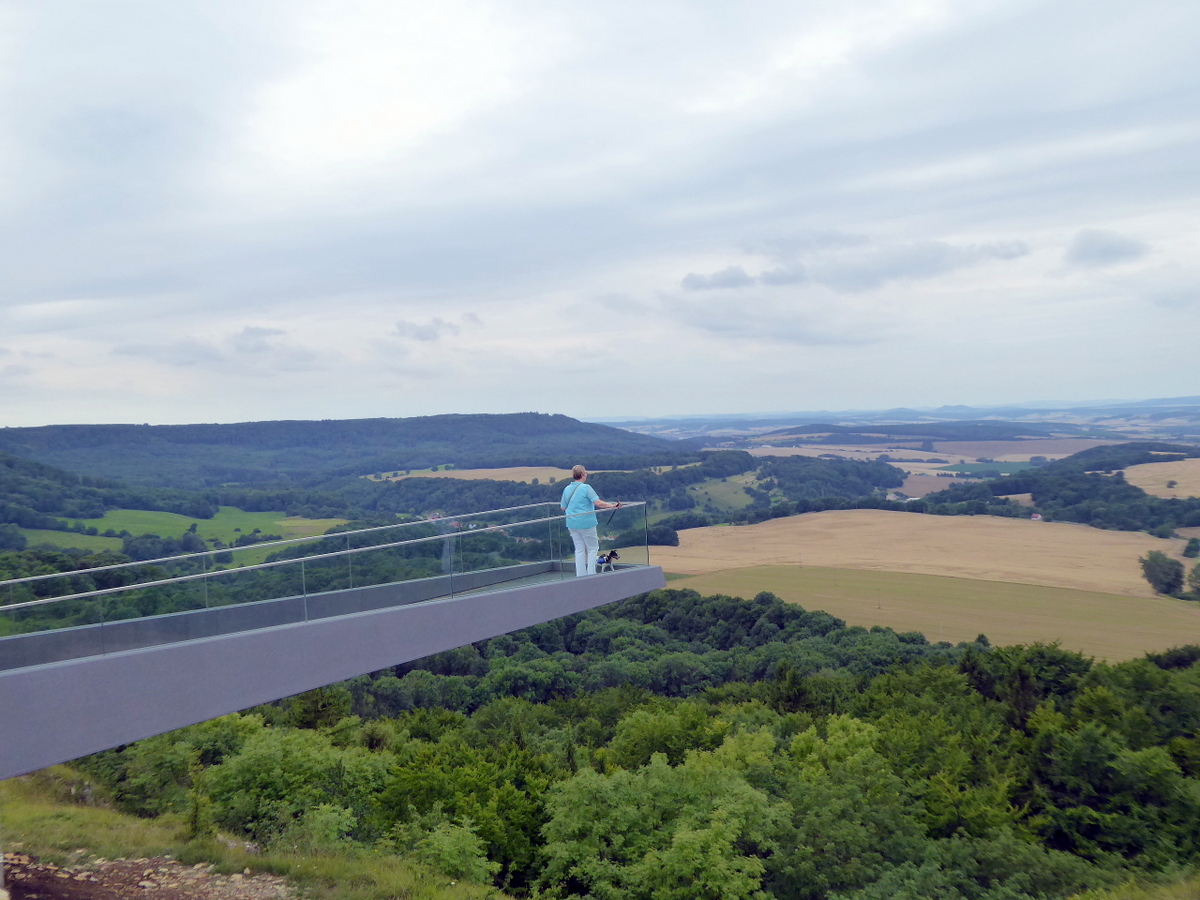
[0,503,662,780]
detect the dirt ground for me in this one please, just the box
[1124,458,1200,499]
[673,565,1200,661]
[1,853,293,900]
[649,509,1189,597]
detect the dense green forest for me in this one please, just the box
[0,414,697,489]
[74,589,1200,899]
[0,451,220,533]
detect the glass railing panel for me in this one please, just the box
[0,502,652,650]
[602,502,650,567]
[448,512,559,592]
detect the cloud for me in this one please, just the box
[115,338,227,368]
[1065,230,1148,268]
[746,232,870,261]
[1116,265,1200,309]
[662,290,889,347]
[681,266,756,290]
[758,265,807,285]
[0,2,1198,423]
[115,327,324,373]
[809,240,1029,292]
[229,326,287,355]
[392,317,462,341]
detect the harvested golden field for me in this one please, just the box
[649,509,1187,597]
[673,565,1200,661]
[1124,458,1200,499]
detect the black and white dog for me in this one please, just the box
[596,550,620,573]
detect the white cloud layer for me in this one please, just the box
[0,0,1198,425]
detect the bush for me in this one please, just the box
[0,523,27,551]
[1183,538,1200,558]
[1140,551,1184,595]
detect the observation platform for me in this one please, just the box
[0,503,663,780]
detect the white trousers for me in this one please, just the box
[569,527,599,577]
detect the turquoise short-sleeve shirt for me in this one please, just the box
[561,482,599,530]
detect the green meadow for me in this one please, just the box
[16,529,125,552]
[686,471,758,510]
[17,507,347,557]
[76,506,347,543]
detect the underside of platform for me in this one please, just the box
[0,565,665,780]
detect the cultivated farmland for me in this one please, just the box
[1124,457,1200,499]
[646,509,1188,597]
[673,565,1200,661]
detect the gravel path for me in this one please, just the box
[3,852,297,900]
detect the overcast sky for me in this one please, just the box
[1,0,1198,426]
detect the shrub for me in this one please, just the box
[1140,551,1184,595]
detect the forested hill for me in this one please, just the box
[0,451,217,530]
[77,588,1200,899]
[0,413,695,489]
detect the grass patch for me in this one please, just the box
[75,506,348,543]
[0,768,507,900]
[0,769,183,863]
[16,529,124,552]
[936,461,1037,475]
[688,473,758,511]
[672,565,1200,661]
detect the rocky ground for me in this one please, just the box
[2,852,296,900]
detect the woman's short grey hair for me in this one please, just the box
[572,465,587,480]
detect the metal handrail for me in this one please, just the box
[0,502,647,613]
[0,501,561,589]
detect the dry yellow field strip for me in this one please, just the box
[648,509,1190,597]
[1124,458,1200,499]
[672,565,1200,661]
[746,440,1114,464]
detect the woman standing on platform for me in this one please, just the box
[560,465,621,577]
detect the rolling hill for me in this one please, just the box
[0,413,697,489]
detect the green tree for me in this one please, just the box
[540,733,780,900]
[1183,537,1200,558]
[1189,562,1200,596]
[1140,550,1184,595]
